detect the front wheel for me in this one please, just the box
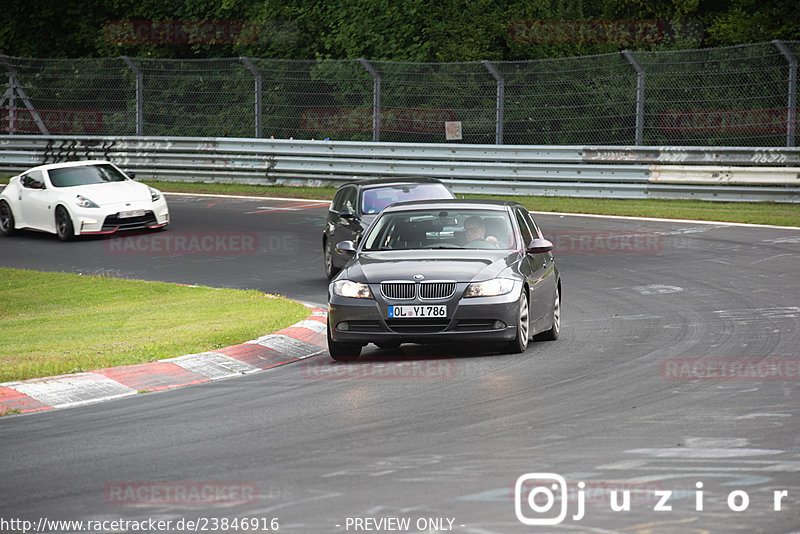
[537,285,560,341]
[323,238,341,280]
[0,201,16,236]
[327,320,361,361]
[503,290,530,354]
[55,206,75,241]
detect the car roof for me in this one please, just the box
[339,176,447,189]
[20,160,114,173]
[382,198,521,212]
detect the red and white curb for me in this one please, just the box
[0,308,328,416]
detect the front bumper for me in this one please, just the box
[328,281,521,346]
[76,198,170,235]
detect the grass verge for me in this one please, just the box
[468,195,800,227]
[143,180,800,227]
[146,180,338,200]
[0,268,310,383]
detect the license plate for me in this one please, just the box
[118,210,146,219]
[388,305,447,318]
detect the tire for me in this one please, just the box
[323,237,341,280]
[504,290,530,354]
[537,285,561,341]
[55,206,75,241]
[0,201,16,236]
[327,319,361,361]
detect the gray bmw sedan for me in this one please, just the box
[327,199,561,361]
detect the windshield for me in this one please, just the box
[48,164,128,187]
[360,183,453,215]
[362,209,515,251]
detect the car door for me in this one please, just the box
[519,208,557,326]
[512,207,537,313]
[334,186,360,243]
[17,171,55,232]
[329,186,360,262]
[514,207,549,324]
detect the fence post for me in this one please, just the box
[359,58,381,142]
[481,60,505,145]
[2,71,14,134]
[622,50,645,146]
[121,56,143,136]
[240,57,262,138]
[773,40,797,147]
[0,55,49,134]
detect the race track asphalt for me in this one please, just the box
[1,193,799,533]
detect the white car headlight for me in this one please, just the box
[149,187,162,202]
[76,195,99,208]
[333,280,373,299]
[465,278,515,297]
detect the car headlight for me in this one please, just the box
[465,278,515,297]
[332,280,373,299]
[76,195,99,208]
[149,187,162,202]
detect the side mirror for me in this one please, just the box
[526,238,553,254]
[29,180,45,190]
[339,210,356,219]
[336,240,356,254]
[127,172,137,180]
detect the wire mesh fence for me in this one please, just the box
[1,40,797,146]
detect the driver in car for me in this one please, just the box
[464,216,499,246]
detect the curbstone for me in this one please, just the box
[0,307,328,417]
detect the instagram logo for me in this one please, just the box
[514,473,571,525]
[514,473,792,523]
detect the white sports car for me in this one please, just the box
[0,160,169,241]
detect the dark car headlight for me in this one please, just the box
[332,280,373,299]
[465,278,514,297]
[149,187,162,202]
[76,195,99,208]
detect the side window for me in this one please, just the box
[332,186,356,212]
[519,208,542,239]
[342,187,357,213]
[331,188,347,211]
[514,209,534,248]
[21,171,44,189]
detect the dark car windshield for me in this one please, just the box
[363,209,515,251]
[360,183,453,215]
[48,164,128,187]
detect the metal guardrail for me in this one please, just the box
[1,135,799,202]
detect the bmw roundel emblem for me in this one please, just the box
[414,274,424,280]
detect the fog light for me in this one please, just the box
[493,320,506,329]
[337,322,349,331]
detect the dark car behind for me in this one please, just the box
[322,177,455,278]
